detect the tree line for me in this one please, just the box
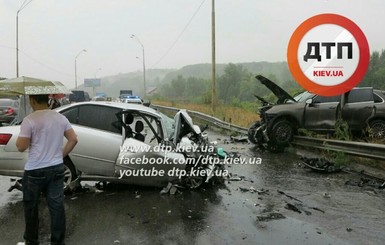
[156,50,385,108]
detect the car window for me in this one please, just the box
[373,93,383,103]
[133,114,163,145]
[347,88,374,103]
[61,107,79,123]
[313,95,340,103]
[294,91,314,102]
[61,105,121,134]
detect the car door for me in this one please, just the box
[114,111,186,187]
[304,95,341,131]
[341,88,375,130]
[60,104,123,176]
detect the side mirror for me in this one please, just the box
[305,98,313,104]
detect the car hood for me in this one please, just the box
[173,110,201,145]
[256,75,295,104]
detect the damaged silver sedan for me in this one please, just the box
[0,102,225,192]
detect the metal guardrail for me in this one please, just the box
[292,136,385,161]
[151,104,248,134]
[152,104,385,160]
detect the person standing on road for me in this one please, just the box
[16,94,78,245]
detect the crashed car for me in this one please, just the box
[248,75,385,152]
[0,101,224,192]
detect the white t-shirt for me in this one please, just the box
[19,109,72,170]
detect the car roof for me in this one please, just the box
[57,101,160,117]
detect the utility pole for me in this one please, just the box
[16,0,33,77]
[211,0,216,112]
[131,34,146,98]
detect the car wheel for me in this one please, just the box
[64,158,78,194]
[369,120,385,139]
[269,119,294,145]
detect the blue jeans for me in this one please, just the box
[22,164,66,245]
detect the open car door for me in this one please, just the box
[114,110,186,187]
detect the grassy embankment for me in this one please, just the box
[152,100,260,128]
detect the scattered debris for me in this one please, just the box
[230,135,249,143]
[160,182,173,194]
[277,190,302,203]
[300,156,342,173]
[311,207,325,213]
[160,182,182,195]
[285,202,302,214]
[8,178,22,192]
[323,192,331,198]
[285,202,312,215]
[256,212,286,222]
[135,191,141,199]
[228,176,244,182]
[346,227,353,232]
[343,169,385,189]
[255,188,269,195]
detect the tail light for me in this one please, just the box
[5,108,14,115]
[0,134,12,145]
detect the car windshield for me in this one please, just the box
[294,91,314,102]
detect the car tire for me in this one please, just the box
[269,119,294,146]
[63,158,78,194]
[369,120,385,139]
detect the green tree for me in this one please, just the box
[217,63,249,104]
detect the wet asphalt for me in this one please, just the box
[0,130,385,245]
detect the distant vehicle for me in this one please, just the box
[0,98,19,126]
[95,92,107,98]
[91,96,106,101]
[69,90,90,103]
[119,90,133,100]
[122,95,143,104]
[248,75,385,152]
[120,90,133,96]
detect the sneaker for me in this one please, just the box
[16,243,25,245]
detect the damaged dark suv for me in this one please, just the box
[248,75,385,152]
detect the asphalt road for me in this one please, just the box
[0,131,384,245]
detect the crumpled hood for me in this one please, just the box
[256,75,295,104]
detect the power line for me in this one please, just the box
[0,44,73,77]
[150,0,207,68]
[19,50,73,77]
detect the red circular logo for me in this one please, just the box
[287,14,370,96]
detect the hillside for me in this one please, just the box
[80,61,292,99]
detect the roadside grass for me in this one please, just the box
[152,100,260,128]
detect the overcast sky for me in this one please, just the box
[1,0,384,89]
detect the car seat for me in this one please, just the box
[125,114,134,138]
[134,120,145,142]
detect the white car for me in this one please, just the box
[121,95,143,104]
[0,102,222,191]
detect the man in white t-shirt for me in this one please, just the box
[16,94,78,245]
